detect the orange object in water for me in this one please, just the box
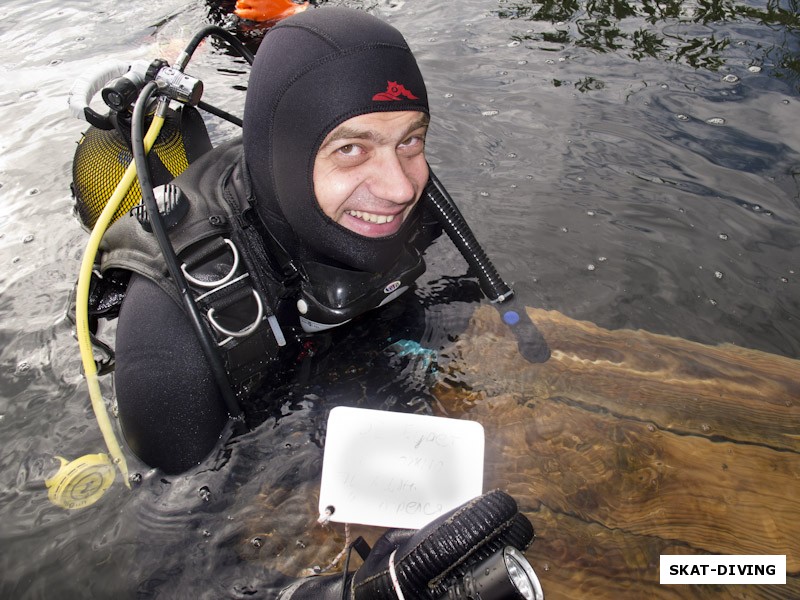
[235,0,309,22]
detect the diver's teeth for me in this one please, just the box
[347,210,396,224]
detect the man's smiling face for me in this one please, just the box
[313,111,429,238]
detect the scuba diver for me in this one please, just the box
[70,6,548,598]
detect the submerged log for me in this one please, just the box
[244,306,798,599]
[433,306,799,600]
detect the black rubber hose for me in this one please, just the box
[197,100,243,127]
[131,83,244,422]
[354,490,534,599]
[424,170,514,303]
[180,25,255,67]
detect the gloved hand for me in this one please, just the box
[495,298,550,363]
[279,489,537,599]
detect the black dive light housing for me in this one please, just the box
[439,546,545,600]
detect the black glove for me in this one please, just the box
[279,489,538,600]
[495,298,550,363]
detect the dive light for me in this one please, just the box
[440,546,545,600]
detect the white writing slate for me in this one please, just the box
[319,406,485,529]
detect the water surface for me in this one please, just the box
[1,0,797,598]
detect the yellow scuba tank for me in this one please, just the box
[71,103,211,229]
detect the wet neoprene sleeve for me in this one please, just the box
[115,274,228,473]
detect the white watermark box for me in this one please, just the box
[660,555,786,585]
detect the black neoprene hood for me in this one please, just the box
[242,7,429,273]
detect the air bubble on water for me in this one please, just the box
[676,114,689,121]
[129,472,142,485]
[748,65,762,73]
[15,361,31,374]
[560,227,568,233]
[23,234,34,243]
[510,184,517,189]
[701,423,711,433]
[251,537,263,548]
[706,117,725,126]
[587,210,595,216]
[714,271,723,279]
[444,92,454,98]
[202,530,211,538]
[660,83,668,89]
[545,59,555,65]
[780,277,788,283]
[782,99,789,105]
[718,233,728,240]
[27,188,39,196]
[647,424,656,432]
[517,60,528,65]
[481,109,499,116]
[597,256,607,262]
[499,71,508,76]
[709,298,717,306]
[587,264,596,271]
[507,152,517,158]
[199,486,211,502]
[480,191,490,197]
[722,74,739,83]
[508,40,520,47]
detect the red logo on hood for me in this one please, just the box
[372,81,419,101]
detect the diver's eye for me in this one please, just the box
[337,144,363,157]
[398,134,426,155]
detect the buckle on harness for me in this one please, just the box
[181,238,240,288]
[206,286,264,342]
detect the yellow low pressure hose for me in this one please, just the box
[74,114,165,488]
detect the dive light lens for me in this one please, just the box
[503,547,544,599]
[439,546,544,600]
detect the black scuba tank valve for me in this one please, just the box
[101,61,148,113]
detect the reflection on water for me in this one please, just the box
[497,0,800,87]
[0,0,798,598]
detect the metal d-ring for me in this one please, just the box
[181,238,240,288]
[206,289,264,339]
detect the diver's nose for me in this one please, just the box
[369,150,421,205]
